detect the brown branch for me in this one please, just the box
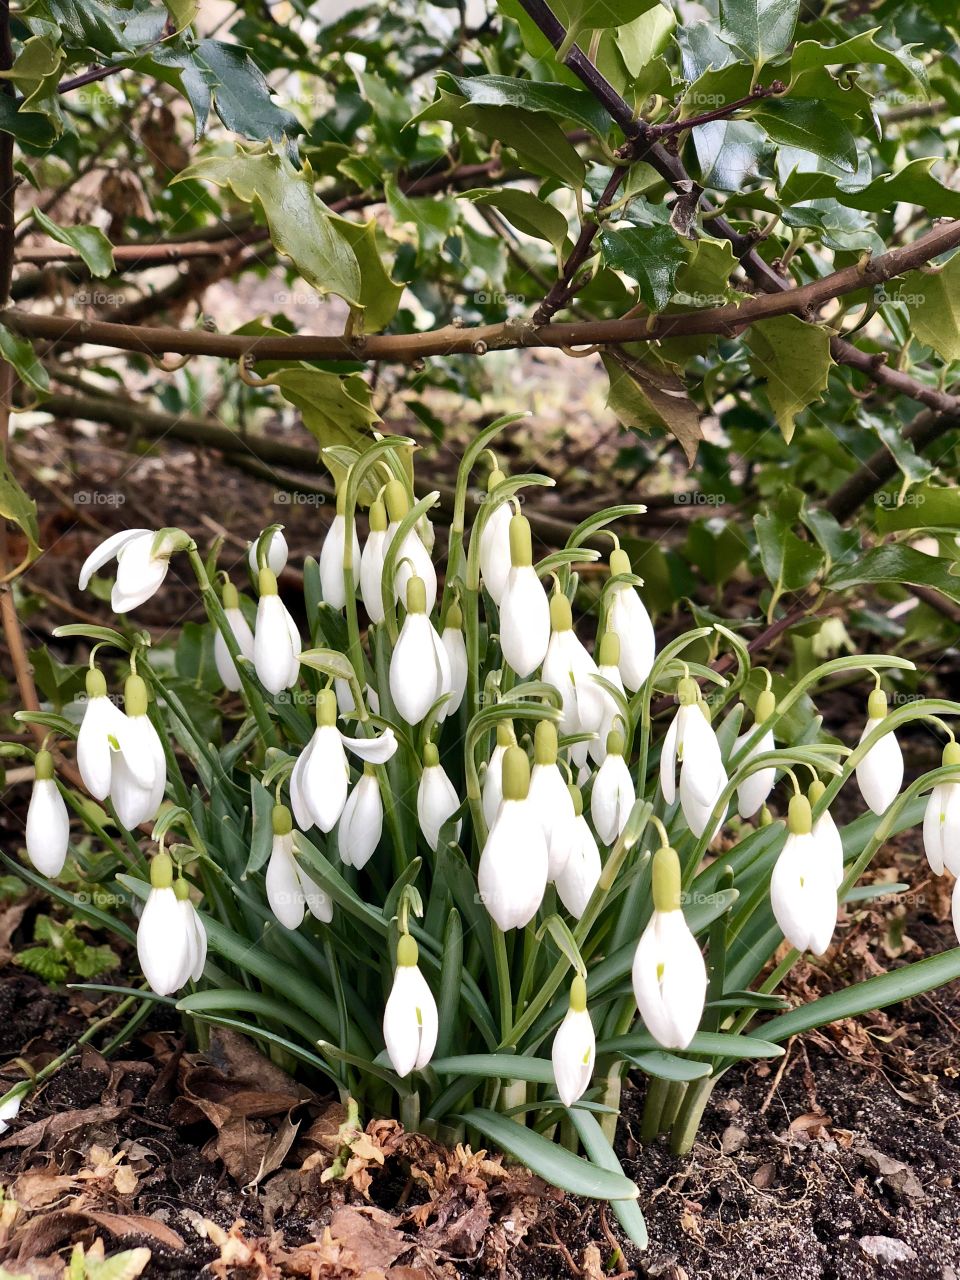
[648,81,787,139]
[6,218,959,362]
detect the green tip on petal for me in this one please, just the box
[944,741,960,768]
[406,574,427,614]
[652,845,682,913]
[534,719,558,766]
[496,721,515,748]
[569,783,583,817]
[508,513,533,568]
[258,567,279,597]
[808,778,826,806]
[369,498,388,533]
[272,804,293,836]
[316,688,337,727]
[501,745,530,801]
[384,479,409,523]
[222,581,239,610]
[867,687,887,720]
[549,591,572,632]
[397,933,418,967]
[34,750,55,781]
[124,674,149,718]
[788,793,812,836]
[569,973,587,1012]
[173,877,191,902]
[606,729,624,757]
[423,742,439,768]
[755,688,776,723]
[678,676,699,707]
[85,667,107,699]
[598,631,620,667]
[150,851,174,890]
[609,547,631,578]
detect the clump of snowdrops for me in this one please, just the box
[8,415,960,1242]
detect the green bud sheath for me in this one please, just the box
[423,741,440,768]
[496,721,515,749]
[34,749,55,781]
[406,574,427,614]
[369,498,387,533]
[487,467,506,493]
[678,676,699,706]
[609,547,631,578]
[606,729,625,758]
[569,973,587,1012]
[597,631,620,667]
[501,745,530,801]
[316,688,337,727]
[124,673,149,718]
[397,933,419,967]
[755,688,776,723]
[569,783,583,817]
[944,741,960,768]
[173,877,190,902]
[808,778,826,806]
[534,719,558,766]
[445,601,463,631]
[150,851,174,890]
[272,804,293,836]
[549,591,572,632]
[652,845,682,913]
[788,793,812,836]
[384,479,409,523]
[86,667,107,699]
[758,804,772,827]
[222,581,239,610]
[336,486,347,516]
[259,567,279,597]
[867,687,887,719]
[508,513,533,568]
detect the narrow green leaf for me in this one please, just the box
[432,1054,555,1083]
[626,1051,713,1081]
[567,1107,648,1245]
[600,1029,784,1059]
[32,207,115,278]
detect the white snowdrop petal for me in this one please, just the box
[340,727,398,765]
[360,529,388,622]
[138,887,191,995]
[551,1006,595,1107]
[554,817,601,919]
[441,628,468,716]
[265,835,306,930]
[479,502,512,605]
[478,799,549,931]
[417,764,462,853]
[302,726,349,833]
[608,586,655,691]
[78,528,153,591]
[338,774,383,870]
[500,565,550,677]
[856,718,904,815]
[383,964,438,1076]
[77,696,119,802]
[529,763,577,880]
[25,778,69,878]
[248,529,288,575]
[255,595,298,694]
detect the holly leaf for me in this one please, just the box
[552,0,660,39]
[753,99,858,174]
[602,353,703,464]
[174,147,362,307]
[440,73,611,138]
[901,255,960,362]
[827,545,960,605]
[328,215,404,334]
[835,158,960,219]
[719,0,800,66]
[754,507,824,598]
[32,207,115,278]
[465,188,568,254]
[0,324,50,395]
[746,315,833,443]
[599,224,690,311]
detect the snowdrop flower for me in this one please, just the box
[417,743,462,852]
[555,785,602,919]
[590,730,635,846]
[589,632,626,765]
[499,513,550,677]
[478,746,549,931]
[389,575,451,724]
[661,678,727,839]
[923,740,960,876]
[292,689,397,834]
[528,720,576,880]
[360,496,389,622]
[439,603,467,718]
[247,526,288,576]
[542,591,603,746]
[338,766,383,870]
[0,1093,22,1135]
[76,667,124,801]
[253,567,301,695]
[213,581,255,692]
[265,804,332,929]
[631,845,707,1050]
[482,721,514,830]
[385,480,437,615]
[478,467,512,605]
[770,794,838,956]
[79,527,185,613]
[606,547,655,692]
[137,853,206,995]
[734,687,777,819]
[811,616,854,660]
[319,490,361,611]
[552,975,595,1107]
[856,687,904,815]
[25,749,69,878]
[383,934,438,1077]
[110,674,166,829]
[809,778,844,887]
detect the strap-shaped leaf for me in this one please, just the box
[568,1107,648,1247]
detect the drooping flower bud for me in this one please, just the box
[769,794,838,956]
[318,489,361,611]
[389,575,451,724]
[247,527,288,576]
[734,687,777,819]
[923,740,960,876]
[589,630,625,764]
[253,568,302,694]
[499,514,550,677]
[555,784,602,919]
[417,743,462,852]
[855,687,903,815]
[528,720,577,880]
[542,591,603,752]
[25,750,69,878]
[76,666,124,802]
[383,934,438,1077]
[214,580,255,692]
[661,678,727,840]
[440,602,468,718]
[478,745,549,930]
[478,468,513,605]
[605,547,655,692]
[551,975,595,1107]
[338,765,383,870]
[360,497,389,622]
[481,721,514,829]
[137,853,205,996]
[590,729,635,845]
[265,804,332,929]
[384,480,437,615]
